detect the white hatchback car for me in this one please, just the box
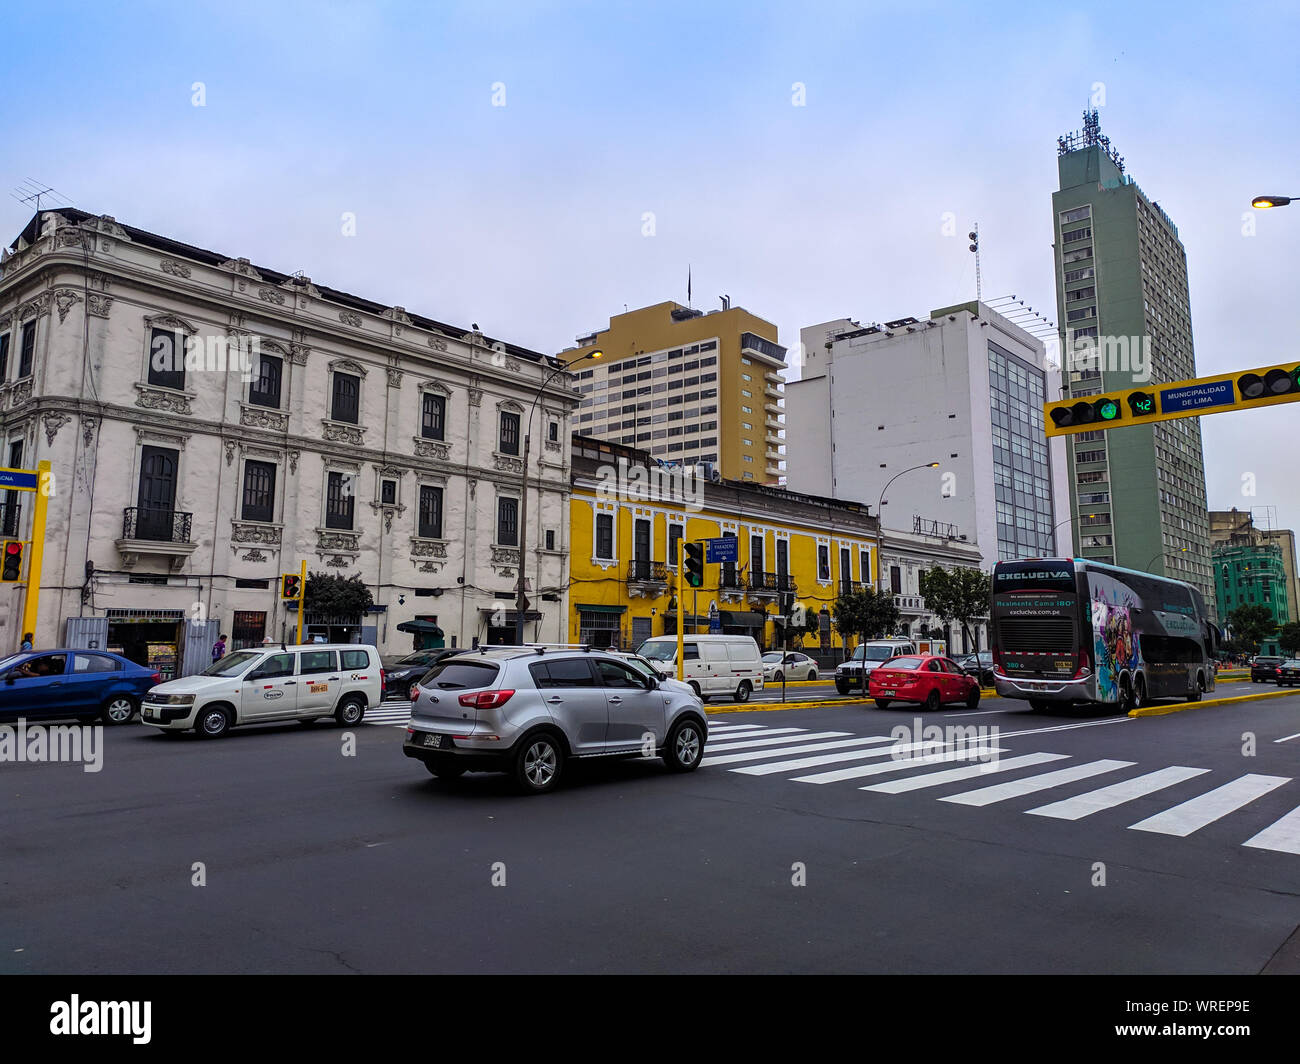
[140,644,384,738]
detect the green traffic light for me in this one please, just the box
[1098,399,1119,420]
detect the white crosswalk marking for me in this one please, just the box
[706,724,766,734]
[863,752,1070,793]
[1026,767,1210,821]
[734,738,961,777]
[706,730,851,752]
[704,728,812,746]
[702,736,894,767]
[940,760,1137,807]
[791,745,1008,784]
[1130,774,1291,837]
[1242,805,1300,855]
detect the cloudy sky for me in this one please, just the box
[3,0,1298,533]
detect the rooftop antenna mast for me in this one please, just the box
[9,179,69,212]
[968,223,981,302]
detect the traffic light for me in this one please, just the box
[1048,396,1123,430]
[1,540,23,582]
[1237,366,1300,401]
[683,542,704,588]
[1126,390,1156,417]
[280,573,302,600]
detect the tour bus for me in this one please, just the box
[989,558,1219,711]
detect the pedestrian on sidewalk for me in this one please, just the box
[211,633,228,662]
[20,632,33,651]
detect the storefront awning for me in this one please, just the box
[576,603,628,615]
[719,610,767,629]
[396,620,444,636]
[478,608,543,623]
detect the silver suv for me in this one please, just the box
[402,646,708,794]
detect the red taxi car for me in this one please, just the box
[867,654,981,711]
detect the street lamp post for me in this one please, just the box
[1051,513,1099,555]
[1251,195,1297,209]
[513,349,601,646]
[1146,546,1188,573]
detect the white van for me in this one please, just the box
[637,635,765,703]
[140,643,384,738]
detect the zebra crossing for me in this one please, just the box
[365,702,417,727]
[701,720,1300,856]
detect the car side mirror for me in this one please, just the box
[3,673,12,685]
[644,675,658,690]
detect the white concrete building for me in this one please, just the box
[787,301,1072,576]
[0,209,577,675]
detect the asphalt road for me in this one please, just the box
[2,690,1298,974]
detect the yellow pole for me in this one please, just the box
[296,559,306,644]
[676,569,684,683]
[20,461,51,644]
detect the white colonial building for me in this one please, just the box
[0,209,576,675]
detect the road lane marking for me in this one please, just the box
[1025,767,1210,820]
[732,738,970,776]
[1243,805,1300,855]
[939,760,1137,806]
[702,736,894,767]
[1273,732,1300,744]
[863,753,1070,793]
[1129,775,1292,837]
[792,745,1010,784]
[705,730,849,752]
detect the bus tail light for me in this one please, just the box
[1073,648,1092,679]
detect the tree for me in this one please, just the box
[918,566,991,653]
[304,571,373,617]
[1227,603,1277,654]
[832,587,901,690]
[1278,621,1300,658]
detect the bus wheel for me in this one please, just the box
[1188,674,1204,702]
[1133,676,1149,710]
[1118,678,1135,713]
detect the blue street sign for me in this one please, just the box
[708,606,721,633]
[1159,379,1235,414]
[705,537,738,564]
[0,467,39,491]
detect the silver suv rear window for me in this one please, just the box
[424,660,500,690]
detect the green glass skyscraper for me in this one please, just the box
[1050,111,1214,617]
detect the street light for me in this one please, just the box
[875,463,941,595]
[1251,195,1295,209]
[514,348,602,645]
[1146,546,1188,572]
[1050,513,1099,554]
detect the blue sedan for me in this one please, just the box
[0,649,161,724]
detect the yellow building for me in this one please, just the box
[562,300,786,485]
[569,435,879,653]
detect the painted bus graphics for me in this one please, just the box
[989,558,1219,711]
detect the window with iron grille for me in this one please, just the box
[18,321,37,378]
[419,485,443,539]
[241,461,276,522]
[0,333,8,380]
[332,373,360,424]
[818,545,830,581]
[497,497,518,545]
[147,328,184,390]
[422,393,445,440]
[499,411,521,455]
[326,472,355,529]
[248,354,282,408]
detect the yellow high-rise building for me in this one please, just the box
[562,300,786,485]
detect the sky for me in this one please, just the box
[2,0,1298,535]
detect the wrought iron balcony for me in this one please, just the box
[719,569,744,591]
[627,559,669,585]
[748,571,778,594]
[838,579,865,596]
[123,507,193,544]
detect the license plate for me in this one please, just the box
[883,690,896,696]
[422,734,443,748]
[143,707,157,719]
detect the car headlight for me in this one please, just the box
[165,694,196,705]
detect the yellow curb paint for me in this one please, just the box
[1129,688,1295,718]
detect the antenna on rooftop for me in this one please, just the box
[9,179,71,212]
[968,223,981,302]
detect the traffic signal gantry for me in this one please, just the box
[1045,360,1300,438]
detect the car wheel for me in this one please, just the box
[836,683,850,695]
[334,696,365,726]
[773,670,784,682]
[734,680,752,703]
[981,671,995,687]
[101,695,138,725]
[664,718,704,772]
[966,687,980,709]
[807,670,817,682]
[515,733,563,794]
[924,689,941,713]
[873,699,891,710]
[196,705,232,739]
[426,762,466,780]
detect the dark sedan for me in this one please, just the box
[0,649,160,724]
[957,652,996,687]
[1277,660,1300,686]
[1251,656,1285,683]
[381,648,469,701]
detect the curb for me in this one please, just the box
[1128,687,1296,718]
